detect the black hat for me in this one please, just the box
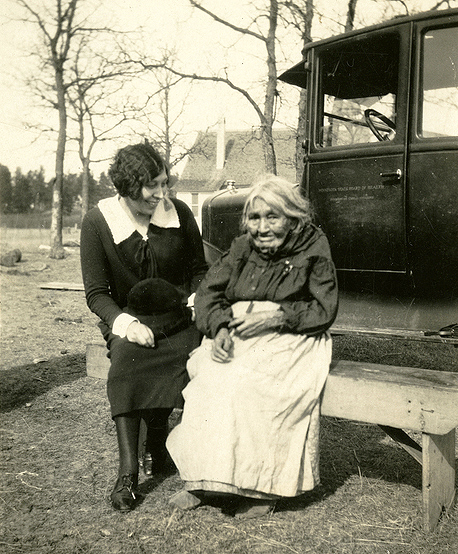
[126,278,183,316]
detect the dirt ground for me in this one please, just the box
[1,235,457,554]
[0,250,98,371]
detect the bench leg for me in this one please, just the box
[422,430,456,531]
[86,344,110,379]
[379,425,422,464]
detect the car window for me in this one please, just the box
[317,33,399,147]
[420,26,458,138]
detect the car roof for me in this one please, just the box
[279,8,458,88]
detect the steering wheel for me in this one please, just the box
[364,109,396,141]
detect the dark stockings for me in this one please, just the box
[114,414,141,476]
[142,408,172,473]
[114,408,172,476]
[144,409,171,452]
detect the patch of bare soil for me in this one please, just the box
[1,242,457,554]
[1,246,99,370]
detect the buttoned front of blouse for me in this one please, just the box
[195,224,338,339]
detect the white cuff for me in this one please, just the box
[186,293,196,308]
[187,293,196,321]
[112,313,139,338]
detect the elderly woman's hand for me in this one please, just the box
[228,310,285,338]
[211,327,234,363]
[126,320,156,347]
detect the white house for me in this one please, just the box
[173,124,297,229]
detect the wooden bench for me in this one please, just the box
[86,343,111,380]
[85,343,458,531]
[321,359,458,531]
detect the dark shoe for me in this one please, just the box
[140,452,153,476]
[110,474,138,512]
[234,498,276,519]
[141,446,168,475]
[169,490,202,510]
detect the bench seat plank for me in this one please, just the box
[86,343,110,379]
[321,360,458,435]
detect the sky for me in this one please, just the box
[0,0,275,178]
[1,0,455,180]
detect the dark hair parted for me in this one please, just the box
[108,143,169,200]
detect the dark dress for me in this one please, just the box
[80,195,208,417]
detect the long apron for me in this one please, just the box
[167,301,332,498]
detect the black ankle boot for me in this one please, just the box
[111,474,138,512]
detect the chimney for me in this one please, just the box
[216,118,225,171]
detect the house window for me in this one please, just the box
[191,193,199,217]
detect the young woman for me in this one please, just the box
[80,142,207,512]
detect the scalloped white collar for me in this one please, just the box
[98,195,180,244]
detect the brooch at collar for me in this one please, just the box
[282,259,293,275]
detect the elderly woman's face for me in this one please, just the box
[246,198,294,254]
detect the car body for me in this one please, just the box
[201,9,458,332]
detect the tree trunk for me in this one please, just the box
[296,88,307,183]
[163,85,172,167]
[79,121,95,223]
[295,0,314,185]
[80,158,90,221]
[50,66,67,259]
[345,0,358,32]
[262,124,277,175]
[262,0,279,174]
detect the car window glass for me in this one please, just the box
[317,33,399,147]
[420,26,458,138]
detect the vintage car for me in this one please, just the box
[201,8,458,334]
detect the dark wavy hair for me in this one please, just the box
[108,143,169,200]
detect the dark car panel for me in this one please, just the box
[202,9,458,302]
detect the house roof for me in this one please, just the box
[175,128,297,193]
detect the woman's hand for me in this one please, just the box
[211,327,233,363]
[228,310,285,338]
[126,320,156,347]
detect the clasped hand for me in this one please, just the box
[211,310,284,363]
[126,320,155,347]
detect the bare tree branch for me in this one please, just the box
[189,0,265,42]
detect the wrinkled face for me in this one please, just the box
[126,171,168,216]
[246,198,294,254]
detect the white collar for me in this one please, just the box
[151,196,180,228]
[98,195,180,245]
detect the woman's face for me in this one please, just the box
[126,170,168,216]
[246,198,294,254]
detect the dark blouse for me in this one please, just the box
[195,224,338,338]
[80,197,208,331]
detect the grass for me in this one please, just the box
[0,210,82,230]
[2,372,457,554]
[0,227,81,252]
[1,234,457,554]
[333,334,458,373]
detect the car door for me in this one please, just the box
[304,25,411,277]
[407,17,458,295]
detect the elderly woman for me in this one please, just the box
[80,142,207,512]
[166,174,338,518]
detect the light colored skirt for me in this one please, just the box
[166,301,332,499]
